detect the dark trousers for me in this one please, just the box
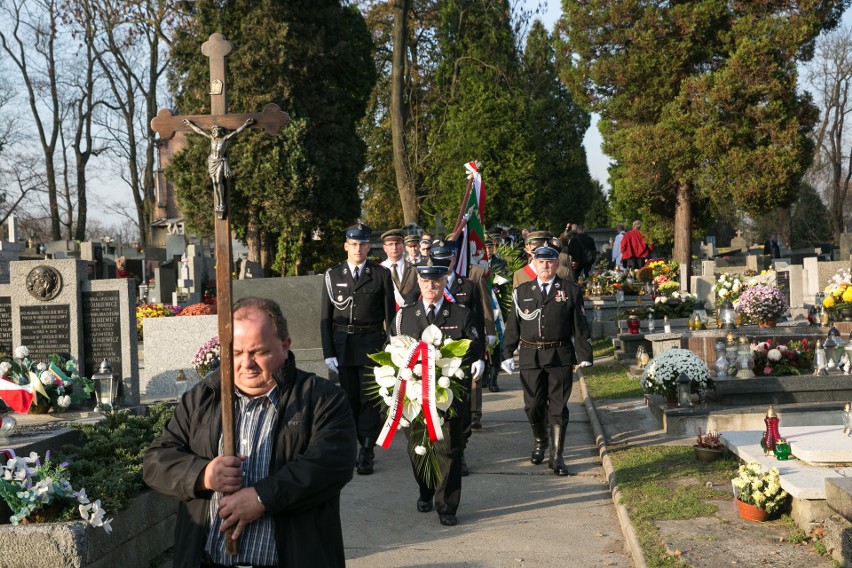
[469,373,482,422]
[337,365,381,441]
[459,374,473,443]
[407,415,463,515]
[625,257,645,269]
[519,365,574,428]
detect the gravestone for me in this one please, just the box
[0,216,23,285]
[730,231,747,252]
[787,265,804,309]
[840,233,852,260]
[775,268,791,307]
[803,257,820,305]
[0,259,139,405]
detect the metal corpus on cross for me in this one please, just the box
[150,32,289,554]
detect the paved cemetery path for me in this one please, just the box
[340,371,632,568]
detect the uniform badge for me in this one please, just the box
[442,309,449,317]
[337,295,343,302]
[365,267,372,274]
[416,310,422,316]
[343,268,349,275]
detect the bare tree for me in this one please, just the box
[0,0,64,239]
[806,25,852,243]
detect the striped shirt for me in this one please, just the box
[205,386,280,565]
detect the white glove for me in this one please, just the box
[501,358,515,373]
[578,361,593,368]
[471,360,485,381]
[486,335,497,347]
[324,357,339,373]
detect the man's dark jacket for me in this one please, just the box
[143,353,356,567]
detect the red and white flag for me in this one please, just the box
[0,378,34,413]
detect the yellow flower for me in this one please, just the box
[824,296,835,309]
[843,288,852,304]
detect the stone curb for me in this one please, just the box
[579,369,648,568]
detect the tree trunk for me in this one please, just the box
[672,181,692,274]
[259,229,272,276]
[390,0,418,225]
[245,205,261,264]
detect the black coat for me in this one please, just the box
[501,277,592,369]
[142,354,356,568]
[320,260,395,366]
[448,274,485,336]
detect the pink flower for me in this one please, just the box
[763,367,772,375]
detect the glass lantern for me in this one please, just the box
[676,372,692,408]
[814,340,828,376]
[615,289,625,305]
[647,311,655,332]
[842,402,851,435]
[714,341,729,379]
[773,438,792,460]
[720,299,737,330]
[826,326,844,370]
[735,336,755,378]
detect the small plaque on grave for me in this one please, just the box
[19,304,71,361]
[82,291,123,379]
[0,297,11,357]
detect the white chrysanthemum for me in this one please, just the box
[767,349,782,362]
[36,363,47,372]
[14,346,29,359]
[57,395,71,408]
[0,362,10,376]
[437,376,451,389]
[718,288,729,298]
[414,445,427,455]
[39,371,54,385]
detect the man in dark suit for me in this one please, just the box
[391,264,483,526]
[404,233,422,264]
[380,229,419,307]
[484,236,508,392]
[501,246,593,476]
[321,224,395,475]
[764,233,781,258]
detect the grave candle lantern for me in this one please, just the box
[92,359,120,410]
[676,372,692,408]
[714,341,729,379]
[720,299,736,331]
[773,438,791,460]
[814,339,828,376]
[842,402,851,435]
[761,406,781,455]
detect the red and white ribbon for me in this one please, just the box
[376,340,444,448]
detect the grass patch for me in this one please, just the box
[582,363,644,400]
[610,445,739,567]
[592,336,615,358]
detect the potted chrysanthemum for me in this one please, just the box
[735,284,788,327]
[731,461,788,521]
[640,348,713,402]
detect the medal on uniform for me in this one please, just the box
[337,295,343,302]
[524,308,529,314]
[416,310,422,316]
[442,310,449,317]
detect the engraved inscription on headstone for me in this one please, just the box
[82,291,123,379]
[0,297,10,357]
[20,304,71,361]
[776,271,791,305]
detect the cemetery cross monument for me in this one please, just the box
[150,32,289,554]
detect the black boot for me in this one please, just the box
[551,424,575,476]
[357,438,375,475]
[530,421,548,465]
[489,367,500,392]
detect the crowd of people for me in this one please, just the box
[143,221,632,566]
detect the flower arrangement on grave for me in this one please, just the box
[744,268,777,289]
[135,303,174,341]
[192,336,221,378]
[695,429,723,450]
[635,265,654,284]
[367,327,469,488]
[177,302,217,316]
[640,348,713,398]
[0,450,111,531]
[731,460,788,515]
[162,304,183,316]
[735,284,788,325]
[0,347,94,414]
[822,268,852,313]
[592,268,627,295]
[647,259,679,286]
[713,272,745,307]
[650,282,698,318]
[751,339,813,376]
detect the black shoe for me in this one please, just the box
[460,455,469,477]
[489,380,500,392]
[471,419,482,430]
[417,499,433,513]
[551,424,576,476]
[530,439,547,465]
[356,445,374,475]
[439,513,458,526]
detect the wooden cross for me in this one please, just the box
[150,32,289,555]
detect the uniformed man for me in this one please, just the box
[512,230,552,288]
[404,233,422,264]
[419,233,433,261]
[484,237,508,393]
[391,264,484,526]
[380,229,419,307]
[321,224,395,475]
[429,243,491,445]
[501,246,593,476]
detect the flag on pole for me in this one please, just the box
[451,161,488,278]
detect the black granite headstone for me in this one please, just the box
[19,304,71,361]
[82,290,123,379]
[776,271,791,305]
[0,297,10,357]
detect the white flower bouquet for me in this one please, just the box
[368,326,469,488]
[0,449,111,531]
[640,348,713,397]
[731,460,788,515]
[0,348,93,414]
[713,272,744,306]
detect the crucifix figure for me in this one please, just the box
[150,32,288,555]
[182,117,254,218]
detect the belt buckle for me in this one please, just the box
[347,324,356,333]
[537,342,545,350]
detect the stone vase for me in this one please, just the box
[693,445,724,462]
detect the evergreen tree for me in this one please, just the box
[521,20,596,231]
[558,1,848,267]
[426,0,534,229]
[167,0,375,274]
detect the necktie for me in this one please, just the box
[353,266,360,284]
[541,282,549,297]
[427,304,435,324]
[391,263,401,289]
